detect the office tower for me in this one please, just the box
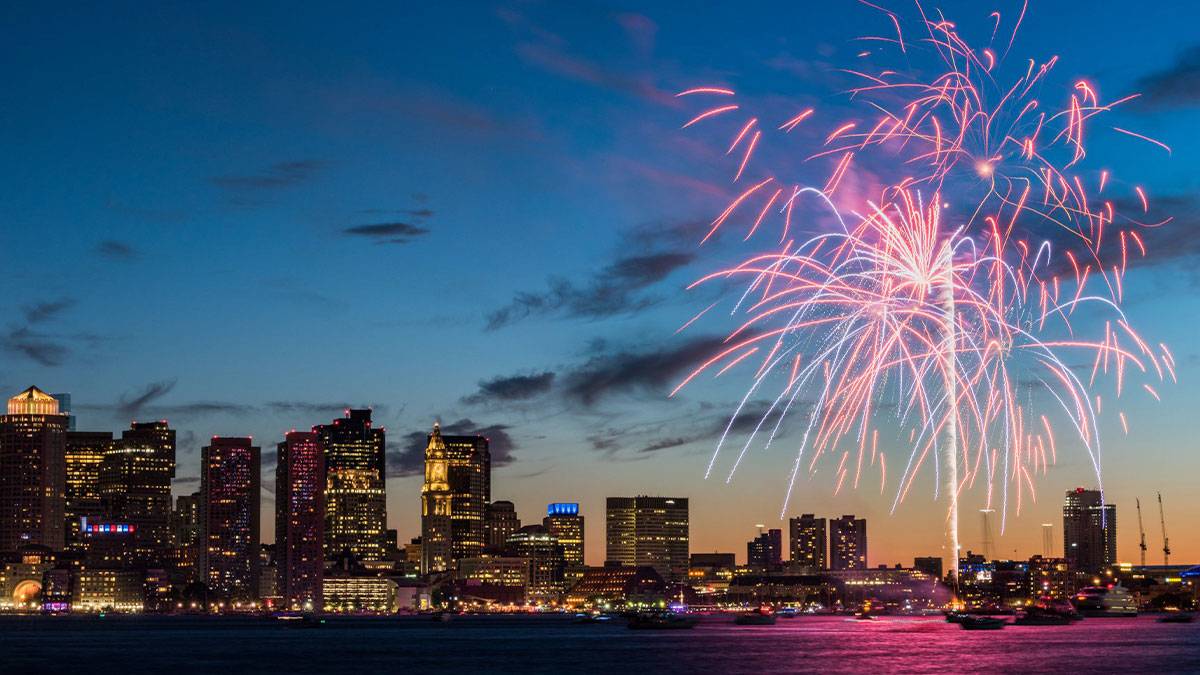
[317,409,386,562]
[64,431,112,549]
[199,437,261,601]
[830,515,867,571]
[789,514,827,570]
[51,393,75,431]
[421,424,453,574]
[505,524,566,603]
[276,431,324,612]
[486,500,521,553]
[543,503,585,566]
[747,528,783,570]
[605,496,689,581]
[0,386,69,551]
[1062,488,1116,573]
[100,421,176,562]
[442,430,490,564]
[172,492,201,547]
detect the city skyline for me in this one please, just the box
[3,0,1199,569]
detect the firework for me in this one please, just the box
[675,2,1172,586]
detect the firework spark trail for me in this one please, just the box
[673,3,1170,585]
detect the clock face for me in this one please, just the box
[429,462,446,482]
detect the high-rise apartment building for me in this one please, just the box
[199,437,261,601]
[543,503,585,566]
[605,496,689,581]
[789,514,827,570]
[99,421,176,562]
[0,386,69,552]
[317,409,386,562]
[747,528,783,570]
[276,431,324,612]
[1063,488,1116,573]
[64,431,112,550]
[830,515,867,571]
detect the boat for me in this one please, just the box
[1072,584,1138,617]
[573,611,613,624]
[627,611,699,630]
[1014,598,1081,625]
[959,616,1007,630]
[431,611,453,623]
[275,612,325,628]
[776,607,800,619]
[944,611,969,624]
[853,611,878,621]
[1157,612,1195,624]
[734,606,777,626]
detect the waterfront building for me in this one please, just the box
[485,500,520,553]
[74,569,144,612]
[789,514,827,570]
[1028,555,1072,598]
[458,556,529,604]
[605,496,689,582]
[747,528,783,571]
[1,545,57,610]
[505,524,566,603]
[0,387,69,552]
[829,515,867,571]
[913,556,944,581]
[322,575,399,614]
[317,409,386,562]
[199,437,261,601]
[1063,487,1116,574]
[564,565,667,608]
[64,431,111,550]
[99,421,176,562]
[543,502,585,566]
[276,431,325,612]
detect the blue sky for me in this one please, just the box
[2,1,1198,565]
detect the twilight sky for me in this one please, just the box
[2,0,1198,566]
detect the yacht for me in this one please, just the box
[1072,584,1138,617]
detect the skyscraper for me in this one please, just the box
[830,515,867,571]
[0,386,69,552]
[605,496,689,581]
[789,514,827,570]
[485,500,521,554]
[421,424,452,574]
[505,524,566,603]
[747,528,783,570]
[276,431,324,612]
[199,437,261,601]
[64,431,112,550]
[100,421,176,562]
[543,503,585,566]
[317,409,386,562]
[1062,488,1116,573]
[442,431,490,564]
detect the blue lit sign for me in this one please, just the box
[547,503,579,517]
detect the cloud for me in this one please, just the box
[461,371,555,405]
[638,436,692,454]
[22,298,75,324]
[387,418,517,477]
[1134,45,1200,109]
[266,401,389,418]
[211,159,326,205]
[341,222,430,244]
[561,334,730,407]
[2,327,70,366]
[116,380,178,418]
[486,251,694,329]
[96,240,138,260]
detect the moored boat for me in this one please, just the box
[1072,584,1138,617]
[1157,612,1195,624]
[734,606,777,626]
[627,611,698,630]
[959,616,1007,630]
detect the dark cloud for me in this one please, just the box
[461,371,555,405]
[22,298,75,324]
[486,251,694,329]
[388,418,517,477]
[266,401,389,418]
[341,221,430,244]
[173,476,200,486]
[2,327,70,366]
[1134,45,1200,109]
[116,380,178,418]
[561,334,729,407]
[96,240,138,260]
[212,159,326,205]
[638,436,692,454]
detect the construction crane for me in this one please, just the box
[1136,498,1147,567]
[1158,492,1171,567]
